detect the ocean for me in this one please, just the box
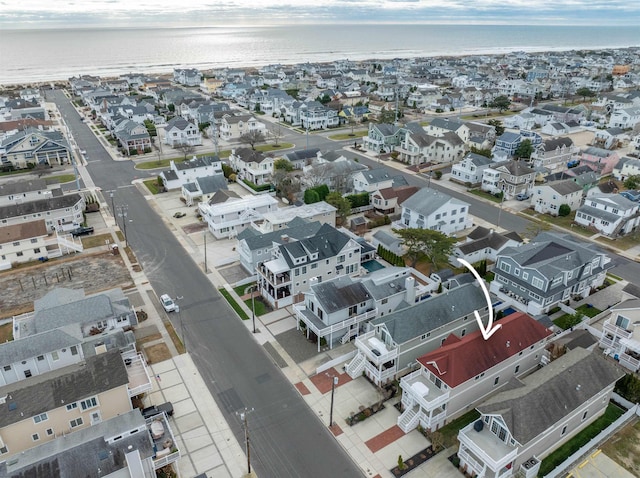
[1,24,639,85]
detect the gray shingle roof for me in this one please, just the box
[401,187,468,217]
[1,410,152,478]
[359,168,394,185]
[478,348,623,446]
[0,329,79,366]
[500,232,608,279]
[0,193,82,220]
[547,179,583,196]
[0,350,128,428]
[576,204,621,223]
[196,175,228,195]
[242,220,323,251]
[370,283,486,344]
[311,276,371,314]
[278,223,350,268]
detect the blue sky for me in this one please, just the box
[1,0,639,28]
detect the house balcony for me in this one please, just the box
[125,354,153,397]
[602,319,633,341]
[258,264,291,286]
[363,360,398,385]
[354,330,399,367]
[400,369,450,413]
[458,422,518,476]
[146,413,180,469]
[294,304,378,340]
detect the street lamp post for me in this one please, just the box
[109,191,115,220]
[117,205,128,246]
[329,376,339,428]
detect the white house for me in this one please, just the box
[608,106,640,129]
[352,168,396,193]
[482,161,535,199]
[450,226,522,265]
[457,348,623,478]
[599,299,640,372]
[173,68,202,87]
[252,201,336,234]
[612,157,640,182]
[218,114,267,141]
[0,193,85,233]
[398,312,553,433]
[575,193,640,237]
[198,191,278,239]
[257,223,361,309]
[532,180,583,216]
[450,152,494,186]
[398,188,470,235]
[229,148,275,186]
[159,155,223,191]
[163,117,202,147]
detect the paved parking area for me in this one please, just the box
[567,449,636,478]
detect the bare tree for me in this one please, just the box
[239,130,266,150]
[268,123,284,147]
[303,163,332,188]
[175,142,196,160]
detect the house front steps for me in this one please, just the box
[346,352,366,377]
[398,405,420,433]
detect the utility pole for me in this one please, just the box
[117,205,128,246]
[203,229,208,273]
[238,408,254,475]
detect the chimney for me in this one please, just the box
[405,276,416,304]
[281,234,289,242]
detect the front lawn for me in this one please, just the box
[143,179,161,194]
[44,174,77,185]
[255,142,293,152]
[328,131,368,140]
[219,288,250,321]
[468,189,502,203]
[538,403,625,477]
[597,232,640,251]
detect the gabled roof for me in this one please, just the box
[369,283,486,345]
[311,276,371,314]
[0,350,128,428]
[401,187,468,217]
[196,174,228,195]
[458,229,521,255]
[278,223,351,268]
[495,160,534,176]
[1,410,152,478]
[418,312,552,388]
[358,168,394,185]
[463,152,493,167]
[0,329,79,367]
[499,232,607,278]
[233,147,270,164]
[0,219,48,244]
[241,220,323,251]
[0,193,82,220]
[547,179,583,196]
[283,148,320,162]
[165,116,195,130]
[478,348,623,446]
[540,137,573,151]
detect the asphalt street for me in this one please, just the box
[48,90,363,478]
[47,90,640,478]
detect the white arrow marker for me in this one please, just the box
[457,258,502,340]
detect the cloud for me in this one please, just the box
[0,0,638,27]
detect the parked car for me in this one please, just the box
[141,401,174,419]
[160,294,176,312]
[516,192,530,201]
[71,226,94,237]
[173,211,186,218]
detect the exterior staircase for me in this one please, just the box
[341,328,359,345]
[346,352,365,378]
[398,405,421,433]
